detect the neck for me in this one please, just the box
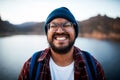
[50,46,74,66]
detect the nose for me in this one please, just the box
[55,26,65,33]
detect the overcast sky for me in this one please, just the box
[0,0,120,24]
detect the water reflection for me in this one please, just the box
[0,35,120,80]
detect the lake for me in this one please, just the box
[0,35,120,80]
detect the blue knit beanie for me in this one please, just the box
[44,7,79,38]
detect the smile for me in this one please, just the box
[53,34,69,41]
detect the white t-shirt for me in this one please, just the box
[49,57,74,80]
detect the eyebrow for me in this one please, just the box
[50,21,70,24]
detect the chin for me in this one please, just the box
[49,40,75,54]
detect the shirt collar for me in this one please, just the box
[38,48,51,62]
[37,46,86,67]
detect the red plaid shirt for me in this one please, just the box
[18,46,106,80]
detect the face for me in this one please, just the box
[47,18,76,54]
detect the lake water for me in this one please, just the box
[0,35,120,80]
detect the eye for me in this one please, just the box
[63,22,72,28]
[49,23,57,28]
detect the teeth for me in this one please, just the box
[56,37,66,40]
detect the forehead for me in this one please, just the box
[50,18,69,23]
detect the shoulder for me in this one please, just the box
[23,48,50,67]
[23,50,44,66]
[31,48,50,62]
[81,50,102,67]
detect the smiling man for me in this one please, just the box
[18,7,106,80]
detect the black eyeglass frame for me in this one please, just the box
[46,22,76,30]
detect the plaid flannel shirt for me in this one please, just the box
[18,46,106,80]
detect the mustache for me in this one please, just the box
[52,33,70,38]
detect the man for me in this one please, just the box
[18,7,106,80]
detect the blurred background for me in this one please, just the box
[0,0,120,80]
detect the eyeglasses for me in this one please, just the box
[47,22,75,31]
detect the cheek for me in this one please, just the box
[47,31,53,40]
[69,29,76,39]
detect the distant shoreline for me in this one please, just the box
[0,14,120,42]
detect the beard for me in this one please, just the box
[48,33,76,54]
